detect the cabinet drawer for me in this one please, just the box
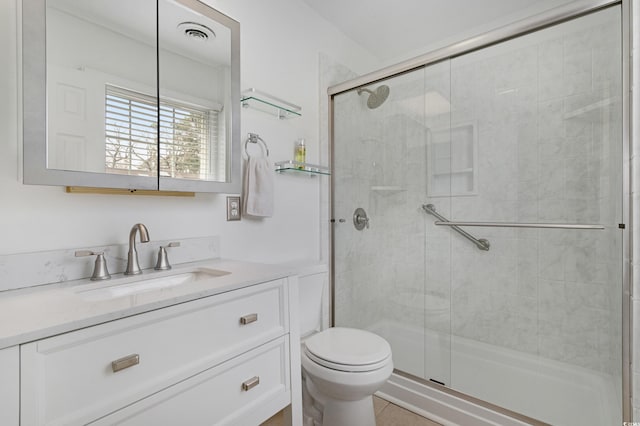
[21,279,288,426]
[91,336,291,426]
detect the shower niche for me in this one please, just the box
[426,122,477,197]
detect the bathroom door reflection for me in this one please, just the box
[45,0,157,176]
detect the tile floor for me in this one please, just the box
[261,396,441,426]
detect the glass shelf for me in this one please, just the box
[370,186,405,193]
[275,161,330,176]
[241,88,302,119]
[432,168,473,176]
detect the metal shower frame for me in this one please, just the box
[327,0,632,422]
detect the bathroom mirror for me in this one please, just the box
[22,0,240,192]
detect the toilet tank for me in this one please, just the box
[296,264,329,337]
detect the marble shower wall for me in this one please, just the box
[444,7,622,375]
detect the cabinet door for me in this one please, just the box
[156,0,241,193]
[90,336,291,426]
[0,346,19,426]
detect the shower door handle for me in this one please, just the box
[353,208,370,230]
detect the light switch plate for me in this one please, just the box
[226,196,241,221]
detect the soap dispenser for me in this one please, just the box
[294,138,306,169]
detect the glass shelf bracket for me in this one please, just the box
[275,161,330,176]
[241,88,302,119]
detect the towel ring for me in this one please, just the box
[244,133,269,158]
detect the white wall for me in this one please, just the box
[0,0,378,264]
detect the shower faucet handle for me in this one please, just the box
[358,216,370,228]
[353,208,370,230]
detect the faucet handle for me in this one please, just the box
[154,242,180,271]
[75,250,111,281]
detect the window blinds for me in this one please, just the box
[105,85,218,180]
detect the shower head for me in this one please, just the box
[356,85,390,109]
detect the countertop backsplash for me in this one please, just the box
[0,236,220,292]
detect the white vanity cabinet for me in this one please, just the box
[91,336,290,425]
[0,346,19,426]
[20,278,300,426]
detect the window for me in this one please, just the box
[105,85,219,180]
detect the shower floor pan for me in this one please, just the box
[370,320,619,426]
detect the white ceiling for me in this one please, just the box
[301,0,579,63]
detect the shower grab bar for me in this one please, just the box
[432,221,605,230]
[421,204,490,251]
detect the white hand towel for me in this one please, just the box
[243,156,274,218]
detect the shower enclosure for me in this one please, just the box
[330,3,625,425]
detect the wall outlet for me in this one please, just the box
[226,196,241,221]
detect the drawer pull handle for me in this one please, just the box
[242,376,260,391]
[111,354,140,373]
[240,313,258,325]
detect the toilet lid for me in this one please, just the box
[304,327,391,372]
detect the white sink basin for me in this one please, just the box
[76,268,230,301]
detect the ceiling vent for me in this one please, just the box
[177,22,215,41]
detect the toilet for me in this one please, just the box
[297,266,393,426]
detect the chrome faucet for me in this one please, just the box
[125,223,150,275]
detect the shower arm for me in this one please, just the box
[356,88,374,95]
[422,204,490,251]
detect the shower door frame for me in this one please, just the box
[328,0,632,422]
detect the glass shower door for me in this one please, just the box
[444,6,623,425]
[332,65,450,381]
[332,5,623,426]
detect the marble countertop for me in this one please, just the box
[0,258,296,350]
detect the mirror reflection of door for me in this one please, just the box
[45,0,232,182]
[46,0,158,176]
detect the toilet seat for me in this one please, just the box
[304,327,392,372]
